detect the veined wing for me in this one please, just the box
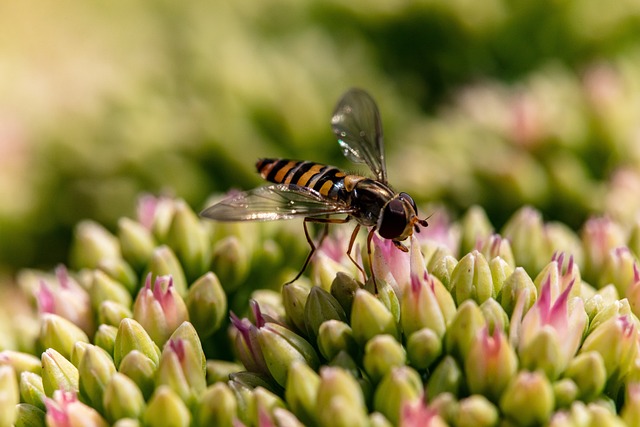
[331,88,387,183]
[200,184,355,221]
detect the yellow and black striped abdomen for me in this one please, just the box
[256,158,350,199]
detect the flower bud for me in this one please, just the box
[117,351,156,400]
[165,200,210,281]
[210,236,249,292]
[273,407,305,427]
[133,274,189,346]
[318,320,358,363]
[489,256,513,296]
[621,382,640,426]
[600,247,637,295]
[77,344,116,413]
[14,403,46,427]
[143,386,191,427]
[103,372,145,423]
[282,282,311,334]
[45,390,108,427]
[41,348,79,396]
[455,395,499,427]
[450,250,495,305]
[581,217,626,284]
[39,314,90,361]
[374,367,423,426]
[98,258,138,295]
[465,327,517,402]
[0,350,41,377]
[351,289,399,345]
[117,217,156,271]
[369,412,393,427]
[285,361,320,425]
[553,378,579,409]
[20,371,46,410]
[257,322,320,387]
[113,318,161,369]
[98,301,133,327]
[406,328,442,370]
[330,272,360,318]
[70,220,121,270]
[0,365,19,425]
[400,397,448,427]
[186,272,227,338]
[155,338,207,405]
[94,324,118,356]
[195,383,238,427]
[444,300,485,361]
[316,367,368,427]
[499,371,554,426]
[479,298,509,334]
[564,351,607,401]
[363,334,406,384]
[137,194,176,243]
[502,206,551,275]
[205,360,243,385]
[145,246,187,297]
[89,270,132,312]
[427,251,457,291]
[500,267,537,317]
[426,356,463,400]
[401,272,449,339]
[304,286,347,343]
[168,321,206,372]
[459,205,494,256]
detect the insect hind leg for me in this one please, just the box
[285,216,351,285]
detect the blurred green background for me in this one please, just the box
[2,0,640,274]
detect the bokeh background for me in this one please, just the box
[2,0,640,275]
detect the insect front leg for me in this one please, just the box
[285,216,351,285]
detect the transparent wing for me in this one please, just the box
[200,184,355,221]
[331,88,387,183]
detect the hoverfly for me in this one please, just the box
[201,88,429,287]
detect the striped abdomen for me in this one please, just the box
[256,158,354,200]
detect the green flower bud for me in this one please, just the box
[20,371,46,410]
[304,286,347,343]
[372,279,402,324]
[330,272,360,318]
[0,365,19,425]
[502,206,551,275]
[133,274,189,346]
[205,360,243,384]
[459,205,494,256]
[500,371,554,426]
[489,256,513,296]
[444,299,485,361]
[564,350,606,400]
[455,395,499,427]
[273,407,305,427]
[117,351,156,400]
[143,386,191,427]
[228,376,256,425]
[145,246,187,297]
[282,282,312,334]
[253,386,286,424]
[369,412,393,427]
[138,195,177,244]
[428,392,458,425]
[41,349,79,396]
[553,378,579,409]
[98,301,133,327]
[117,217,156,271]
[186,272,227,338]
[534,252,582,301]
[0,350,41,376]
[14,403,46,427]
[70,220,121,270]
[316,367,368,427]
[401,272,449,339]
[285,361,320,426]
[450,250,495,305]
[581,217,626,285]
[112,419,141,427]
[103,372,145,423]
[500,267,537,316]
[621,383,640,426]
[44,390,108,427]
[428,252,458,290]
[89,270,132,312]
[195,383,238,427]
[587,291,628,332]
[600,247,637,294]
[257,322,320,387]
[114,318,161,369]
[406,328,442,370]
[465,327,517,402]
[210,236,249,292]
[251,289,287,325]
[155,338,207,405]
[98,258,138,295]
[374,366,423,426]
[363,334,406,384]
[39,313,90,360]
[317,320,357,361]
[166,200,210,281]
[94,324,118,356]
[479,298,509,333]
[351,289,399,345]
[168,321,206,373]
[77,344,117,414]
[581,314,638,382]
[426,356,463,400]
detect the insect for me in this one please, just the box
[201,88,429,287]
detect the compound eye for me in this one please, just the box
[378,198,407,239]
[400,192,418,215]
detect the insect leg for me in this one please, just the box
[285,216,350,285]
[366,228,378,293]
[346,224,367,282]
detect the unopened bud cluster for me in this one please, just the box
[2,197,640,426]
